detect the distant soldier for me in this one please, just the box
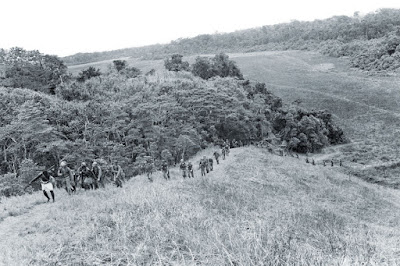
[26,170,56,202]
[144,157,155,182]
[312,159,315,165]
[92,161,103,188]
[305,157,309,163]
[79,162,94,190]
[238,140,243,147]
[161,160,170,180]
[296,154,299,159]
[323,160,326,167]
[187,162,194,178]
[213,151,220,164]
[179,159,187,178]
[225,143,230,156]
[339,160,343,167]
[222,147,226,160]
[58,161,74,195]
[208,157,214,171]
[112,163,124,187]
[331,160,334,167]
[199,156,208,176]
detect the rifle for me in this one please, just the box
[24,165,55,191]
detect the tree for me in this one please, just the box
[0,47,67,94]
[77,66,101,82]
[113,60,127,72]
[191,57,213,79]
[164,54,190,72]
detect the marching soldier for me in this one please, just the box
[179,159,187,178]
[187,161,194,178]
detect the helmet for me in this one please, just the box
[81,162,86,166]
[60,161,67,167]
[92,161,97,165]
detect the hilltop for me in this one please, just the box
[62,9,400,73]
[0,147,399,265]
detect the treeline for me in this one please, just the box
[62,9,400,72]
[0,50,346,196]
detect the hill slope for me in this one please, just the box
[66,50,400,187]
[1,147,399,265]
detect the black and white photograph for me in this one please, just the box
[1,0,400,265]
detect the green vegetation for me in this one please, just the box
[1,147,399,265]
[62,9,400,72]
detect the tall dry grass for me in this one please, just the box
[1,147,399,265]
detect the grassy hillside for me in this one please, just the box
[67,50,400,187]
[1,147,399,265]
[233,50,400,187]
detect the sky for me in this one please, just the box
[1,0,400,57]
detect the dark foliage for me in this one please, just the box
[77,67,101,82]
[164,54,190,72]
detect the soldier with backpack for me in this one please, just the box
[92,161,103,188]
[161,160,170,180]
[213,151,220,164]
[179,159,187,178]
[58,161,74,195]
[187,161,194,178]
[199,156,208,176]
[208,157,214,171]
[79,162,95,190]
[112,162,124,187]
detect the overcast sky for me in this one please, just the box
[1,0,400,57]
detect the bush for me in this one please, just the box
[164,54,190,72]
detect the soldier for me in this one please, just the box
[208,157,214,171]
[92,161,103,188]
[323,160,326,167]
[225,143,230,156]
[312,159,315,165]
[161,160,170,180]
[222,147,226,160]
[78,162,94,190]
[331,160,334,167]
[213,151,220,164]
[199,156,208,176]
[145,156,155,182]
[112,163,124,187]
[238,140,243,147]
[187,161,194,178]
[305,157,309,163]
[58,161,74,195]
[339,159,343,167]
[179,159,187,178]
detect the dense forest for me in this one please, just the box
[62,9,400,72]
[0,48,346,197]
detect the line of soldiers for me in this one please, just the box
[305,157,343,167]
[56,160,126,195]
[161,142,231,180]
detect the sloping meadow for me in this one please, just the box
[1,147,399,265]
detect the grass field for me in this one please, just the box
[68,50,400,187]
[1,147,399,265]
